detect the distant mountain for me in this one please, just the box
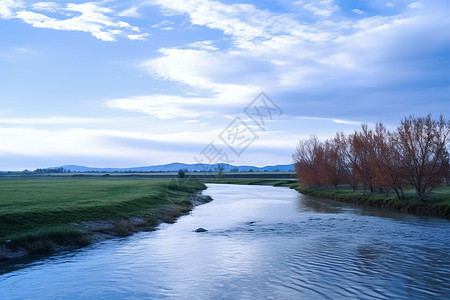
[56,163,294,172]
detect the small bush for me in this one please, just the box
[145,215,158,227]
[112,219,136,237]
[180,207,191,213]
[25,240,54,255]
[180,200,192,206]
[170,207,182,218]
[75,235,92,246]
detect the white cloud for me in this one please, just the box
[0,124,238,160]
[303,0,339,17]
[117,6,141,18]
[138,0,450,125]
[151,19,174,30]
[106,94,215,119]
[0,0,24,19]
[386,2,394,8]
[408,2,424,9]
[128,33,150,40]
[2,1,147,41]
[142,48,262,98]
[105,84,256,119]
[0,117,111,125]
[352,9,365,15]
[0,127,207,159]
[295,116,363,126]
[151,0,309,47]
[32,2,61,12]
[189,40,218,51]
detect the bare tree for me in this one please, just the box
[396,114,449,201]
[349,125,378,193]
[215,163,227,178]
[372,123,406,198]
[334,132,358,190]
[292,135,321,187]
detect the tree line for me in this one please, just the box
[292,114,449,201]
[0,167,70,175]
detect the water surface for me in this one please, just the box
[1,184,449,299]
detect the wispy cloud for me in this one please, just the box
[352,8,365,15]
[105,85,256,119]
[408,2,424,9]
[0,116,111,125]
[106,94,215,119]
[0,0,24,19]
[0,46,33,61]
[295,116,364,126]
[140,0,450,122]
[151,19,174,31]
[31,2,61,12]
[302,0,339,17]
[117,5,141,18]
[1,1,147,41]
[189,40,218,51]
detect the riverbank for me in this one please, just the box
[0,177,210,262]
[205,179,450,219]
[293,186,450,219]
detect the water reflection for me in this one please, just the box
[296,194,344,214]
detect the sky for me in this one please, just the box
[0,0,449,170]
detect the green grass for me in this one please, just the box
[0,177,206,245]
[426,186,450,205]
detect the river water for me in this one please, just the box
[1,184,449,299]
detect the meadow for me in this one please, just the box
[0,177,206,255]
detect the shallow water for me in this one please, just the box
[1,184,449,299]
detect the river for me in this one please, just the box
[1,184,449,299]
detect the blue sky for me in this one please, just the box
[0,0,449,170]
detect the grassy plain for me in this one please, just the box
[0,177,206,253]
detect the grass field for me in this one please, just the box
[0,177,206,253]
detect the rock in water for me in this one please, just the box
[194,227,208,232]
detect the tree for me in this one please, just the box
[215,163,227,177]
[349,125,378,193]
[292,135,321,187]
[178,169,186,178]
[292,114,449,200]
[318,139,347,188]
[372,123,406,198]
[334,132,358,190]
[396,114,449,201]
